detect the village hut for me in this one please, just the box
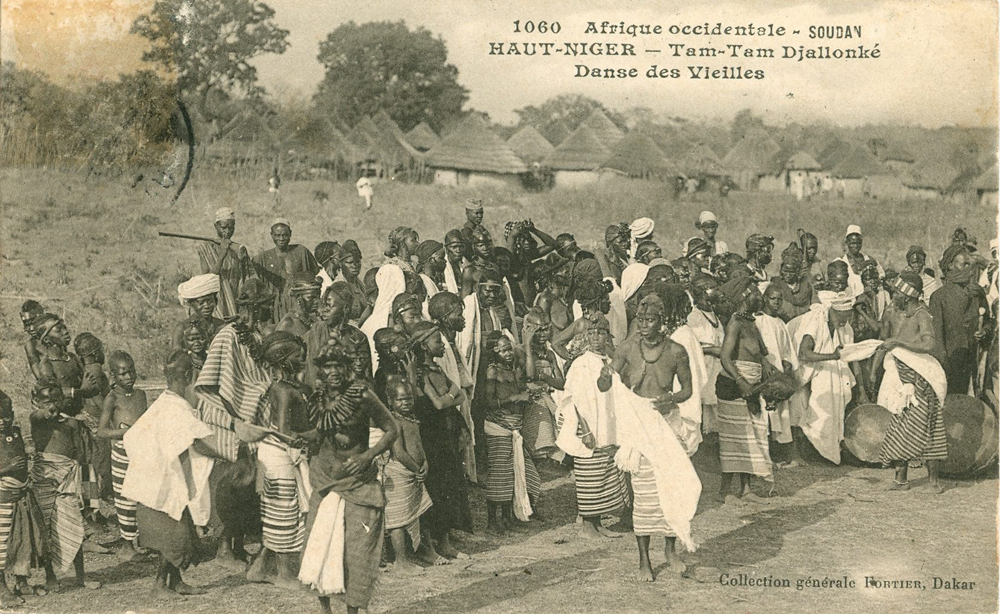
[578,110,624,147]
[601,132,676,180]
[879,143,917,174]
[425,114,527,188]
[544,125,611,188]
[205,110,277,166]
[507,126,555,165]
[832,147,896,198]
[723,130,780,189]
[903,158,963,199]
[405,122,440,152]
[542,119,572,146]
[973,164,999,207]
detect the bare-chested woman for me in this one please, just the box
[872,272,947,493]
[534,257,574,334]
[299,344,398,614]
[718,283,774,501]
[608,287,692,581]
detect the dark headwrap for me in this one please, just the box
[341,240,362,261]
[409,320,440,346]
[939,243,968,273]
[73,332,103,360]
[391,293,422,318]
[860,259,881,280]
[261,331,305,367]
[781,242,804,268]
[374,328,409,366]
[290,273,322,295]
[415,240,444,268]
[905,245,926,261]
[444,229,465,246]
[827,260,849,278]
[575,275,611,308]
[428,292,463,321]
[315,242,343,268]
[573,258,603,283]
[746,234,774,255]
[605,223,630,246]
[685,237,710,259]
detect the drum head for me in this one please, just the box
[941,394,999,477]
[844,404,894,464]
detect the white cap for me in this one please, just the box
[629,217,655,239]
[697,211,718,226]
[846,224,862,237]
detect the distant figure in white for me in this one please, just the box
[356,172,374,210]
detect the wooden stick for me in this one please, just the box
[131,282,157,311]
[158,231,219,244]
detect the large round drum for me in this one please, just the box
[941,394,999,478]
[843,403,894,465]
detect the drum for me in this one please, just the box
[940,394,999,478]
[843,403,894,465]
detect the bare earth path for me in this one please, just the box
[13,445,997,614]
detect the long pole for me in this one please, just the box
[157,231,219,244]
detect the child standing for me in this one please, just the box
[97,351,148,554]
[481,332,541,534]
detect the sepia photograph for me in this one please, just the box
[0,0,997,612]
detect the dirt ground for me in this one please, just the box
[4,438,995,614]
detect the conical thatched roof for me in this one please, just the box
[676,143,728,176]
[579,110,624,147]
[543,119,572,146]
[904,158,962,190]
[405,122,440,152]
[601,132,676,177]
[644,125,692,160]
[833,147,892,178]
[784,151,822,171]
[425,114,527,174]
[816,139,854,168]
[973,164,999,191]
[544,125,610,171]
[350,115,420,164]
[284,116,361,162]
[507,126,555,163]
[723,130,781,173]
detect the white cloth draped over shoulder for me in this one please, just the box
[121,390,215,526]
[360,263,406,373]
[789,304,855,464]
[556,352,701,549]
[669,324,706,455]
[611,374,701,551]
[419,274,440,320]
[556,352,616,459]
[878,346,948,415]
[620,263,649,302]
[444,260,461,294]
[756,314,799,444]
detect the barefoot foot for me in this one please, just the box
[886,481,910,491]
[637,564,655,583]
[152,586,185,600]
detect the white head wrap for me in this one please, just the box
[178,274,220,305]
[846,224,862,238]
[620,263,650,301]
[214,207,235,222]
[697,211,718,226]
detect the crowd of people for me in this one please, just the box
[8,199,998,612]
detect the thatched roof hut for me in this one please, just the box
[816,139,854,169]
[425,114,527,174]
[644,125,692,160]
[903,158,962,191]
[676,143,729,177]
[601,132,675,178]
[507,126,555,164]
[579,110,624,147]
[784,151,822,171]
[833,147,891,178]
[542,119,572,146]
[723,131,781,174]
[545,125,610,171]
[405,122,440,152]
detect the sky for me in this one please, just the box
[2,0,998,128]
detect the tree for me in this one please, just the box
[514,94,625,131]
[314,21,468,131]
[131,0,290,109]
